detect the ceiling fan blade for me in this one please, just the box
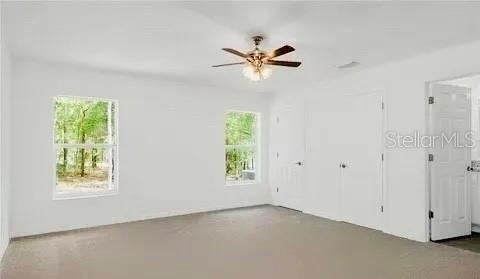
[222,48,248,58]
[212,62,246,67]
[269,45,295,58]
[265,60,301,67]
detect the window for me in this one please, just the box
[225,111,259,185]
[53,96,118,199]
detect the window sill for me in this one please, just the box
[53,190,118,201]
[225,181,259,187]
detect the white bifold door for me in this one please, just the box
[339,92,384,230]
[430,83,472,241]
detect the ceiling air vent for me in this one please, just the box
[336,61,359,69]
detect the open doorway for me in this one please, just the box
[428,74,480,252]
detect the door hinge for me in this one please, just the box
[276,187,279,193]
[381,206,384,213]
[276,152,279,159]
[428,154,434,162]
[428,96,434,104]
[429,210,434,219]
[381,153,384,161]
[381,102,385,110]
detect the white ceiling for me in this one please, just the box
[5,1,480,93]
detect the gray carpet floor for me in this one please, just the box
[438,232,480,254]
[1,205,480,279]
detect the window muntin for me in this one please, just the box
[54,96,118,198]
[225,111,259,185]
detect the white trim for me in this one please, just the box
[425,81,433,242]
[472,224,480,233]
[381,91,388,233]
[52,96,119,200]
[55,94,117,103]
[12,203,270,238]
[53,189,119,201]
[225,144,256,149]
[224,111,261,186]
[225,182,260,187]
[55,143,116,148]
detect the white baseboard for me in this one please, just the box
[472,224,480,233]
[0,237,9,263]
[12,202,270,239]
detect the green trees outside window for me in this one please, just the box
[225,111,258,184]
[54,97,117,196]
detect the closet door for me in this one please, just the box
[305,98,344,219]
[340,92,384,230]
[272,100,305,211]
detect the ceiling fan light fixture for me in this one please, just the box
[243,65,259,81]
[242,65,271,81]
[260,66,272,79]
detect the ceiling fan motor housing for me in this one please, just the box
[252,35,264,46]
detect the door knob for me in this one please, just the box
[340,163,347,168]
[295,162,303,166]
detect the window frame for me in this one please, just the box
[52,95,119,200]
[224,110,261,186]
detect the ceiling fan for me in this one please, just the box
[212,36,301,81]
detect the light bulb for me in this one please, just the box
[242,66,253,79]
[261,67,272,79]
[243,65,272,81]
[243,66,260,81]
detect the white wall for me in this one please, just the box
[272,40,480,242]
[10,58,271,237]
[0,3,12,259]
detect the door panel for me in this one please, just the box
[340,92,383,230]
[430,83,471,241]
[305,99,345,219]
[471,94,480,227]
[272,101,305,211]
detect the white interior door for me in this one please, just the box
[340,92,384,230]
[273,101,305,211]
[430,83,471,241]
[471,92,480,229]
[305,98,345,219]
